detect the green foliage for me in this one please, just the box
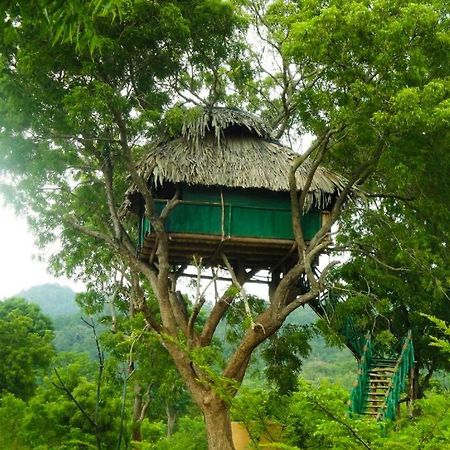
[153,416,207,450]
[262,324,313,394]
[232,386,289,428]
[0,0,246,285]
[309,3,450,391]
[0,393,28,450]
[52,314,102,358]
[75,290,109,315]
[161,105,204,137]
[101,311,191,405]
[0,297,55,400]
[230,379,450,449]
[0,352,122,449]
[224,295,266,344]
[333,194,450,390]
[377,392,450,449]
[0,305,200,449]
[424,315,450,357]
[285,379,376,449]
[139,420,166,445]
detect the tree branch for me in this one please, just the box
[63,214,112,243]
[308,142,386,251]
[101,150,135,254]
[307,396,374,450]
[199,268,256,347]
[130,270,162,333]
[289,129,334,250]
[111,107,156,222]
[52,368,98,430]
[221,253,255,329]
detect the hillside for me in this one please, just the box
[17,283,100,357]
[18,283,79,318]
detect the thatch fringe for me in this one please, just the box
[181,107,271,145]
[123,108,348,215]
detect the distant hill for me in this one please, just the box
[287,306,356,389]
[17,283,79,318]
[17,283,100,357]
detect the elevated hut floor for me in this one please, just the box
[139,232,297,268]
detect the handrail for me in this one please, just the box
[310,292,365,358]
[153,198,291,212]
[342,317,366,357]
[377,330,414,421]
[350,332,372,415]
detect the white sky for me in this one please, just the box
[0,203,82,299]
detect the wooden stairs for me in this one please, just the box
[363,358,397,417]
[349,331,414,420]
[302,279,414,421]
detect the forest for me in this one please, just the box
[0,0,449,449]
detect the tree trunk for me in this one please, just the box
[162,343,236,449]
[203,398,235,450]
[418,368,434,397]
[131,384,143,443]
[166,403,177,437]
[413,365,427,400]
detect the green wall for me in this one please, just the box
[139,186,322,245]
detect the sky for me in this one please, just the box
[0,203,82,299]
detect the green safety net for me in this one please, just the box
[349,332,372,414]
[377,331,414,421]
[309,291,366,358]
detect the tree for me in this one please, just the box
[249,0,450,400]
[96,293,194,444]
[0,352,124,449]
[0,298,55,400]
[323,65,450,396]
[0,1,449,448]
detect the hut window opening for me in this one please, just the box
[152,181,179,200]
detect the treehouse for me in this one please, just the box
[123,108,346,269]
[123,108,415,421]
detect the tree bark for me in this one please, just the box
[418,367,434,397]
[131,384,143,443]
[413,365,422,400]
[166,403,178,437]
[203,397,235,450]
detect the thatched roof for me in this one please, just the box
[124,108,347,212]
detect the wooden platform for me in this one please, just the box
[139,232,298,268]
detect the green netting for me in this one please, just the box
[378,331,414,421]
[349,332,372,415]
